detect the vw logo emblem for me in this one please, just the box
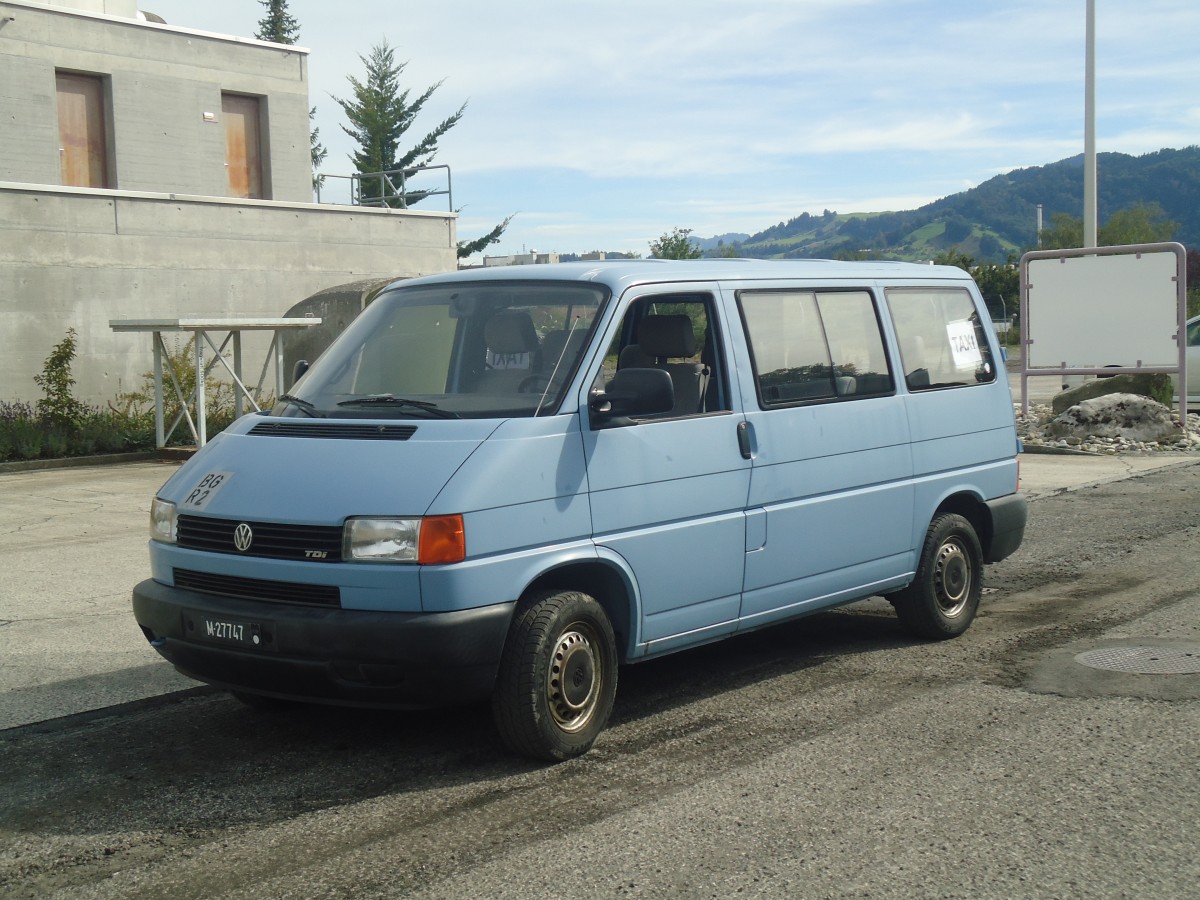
[233,523,254,553]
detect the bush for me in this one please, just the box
[33,328,87,426]
[0,399,158,463]
[112,335,240,443]
[11,418,44,460]
[0,331,171,463]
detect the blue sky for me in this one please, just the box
[147,0,1200,258]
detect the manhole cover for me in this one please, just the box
[1075,645,1200,675]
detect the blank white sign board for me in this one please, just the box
[1025,248,1181,368]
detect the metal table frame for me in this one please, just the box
[110,318,322,448]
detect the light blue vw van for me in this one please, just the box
[133,260,1027,760]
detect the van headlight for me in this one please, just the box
[343,515,465,564]
[149,497,177,544]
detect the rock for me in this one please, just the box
[1050,373,1173,416]
[1044,393,1182,443]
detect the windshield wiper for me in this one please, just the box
[277,394,324,417]
[336,395,460,418]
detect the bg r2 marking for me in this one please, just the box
[183,470,233,511]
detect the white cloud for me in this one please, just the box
[141,0,1200,254]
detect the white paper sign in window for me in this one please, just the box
[486,350,531,370]
[946,321,982,371]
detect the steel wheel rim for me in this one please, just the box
[546,622,603,733]
[934,538,972,618]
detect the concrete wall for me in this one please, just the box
[0,1,311,201]
[0,184,458,404]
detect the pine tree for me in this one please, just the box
[457,216,514,259]
[310,107,327,193]
[254,0,299,44]
[335,40,509,251]
[334,41,465,208]
[253,2,323,193]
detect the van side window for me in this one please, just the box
[886,288,996,391]
[738,290,893,406]
[596,293,730,418]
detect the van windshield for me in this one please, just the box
[275,281,607,419]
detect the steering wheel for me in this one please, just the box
[518,374,552,394]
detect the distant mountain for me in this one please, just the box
[694,232,751,252]
[719,147,1200,262]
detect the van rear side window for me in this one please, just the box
[738,289,893,407]
[886,288,996,391]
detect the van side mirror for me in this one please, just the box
[589,368,674,427]
[291,359,310,387]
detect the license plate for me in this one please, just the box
[187,611,266,649]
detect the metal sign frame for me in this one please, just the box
[1019,242,1188,422]
[110,318,322,448]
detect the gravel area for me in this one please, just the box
[1017,402,1200,454]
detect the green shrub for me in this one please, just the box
[0,333,242,463]
[71,410,114,455]
[42,426,70,458]
[34,329,87,426]
[11,418,44,460]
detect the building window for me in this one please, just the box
[221,93,264,199]
[56,71,110,188]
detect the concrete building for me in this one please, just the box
[481,251,561,267]
[0,0,457,404]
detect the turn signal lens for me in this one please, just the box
[418,514,466,565]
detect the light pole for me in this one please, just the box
[1083,0,1097,248]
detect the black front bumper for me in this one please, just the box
[132,579,515,708]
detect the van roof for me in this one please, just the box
[399,258,974,292]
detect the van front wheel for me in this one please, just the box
[492,590,618,761]
[891,514,982,640]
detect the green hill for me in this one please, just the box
[727,146,1200,262]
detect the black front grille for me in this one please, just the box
[177,515,343,562]
[174,568,341,607]
[249,421,417,440]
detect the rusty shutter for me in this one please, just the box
[222,93,264,199]
[56,72,109,188]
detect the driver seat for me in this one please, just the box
[637,314,705,416]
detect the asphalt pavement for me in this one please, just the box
[2,451,1198,732]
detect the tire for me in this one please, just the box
[491,590,618,761]
[891,514,983,640]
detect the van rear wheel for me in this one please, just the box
[892,514,982,639]
[492,590,618,761]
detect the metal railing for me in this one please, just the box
[313,164,452,211]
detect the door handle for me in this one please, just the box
[736,421,753,460]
